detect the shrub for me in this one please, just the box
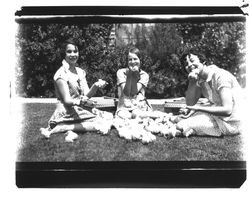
[15,21,246,98]
[16,23,113,97]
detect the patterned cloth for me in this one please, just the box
[177,111,241,136]
[48,103,96,129]
[197,65,243,122]
[53,60,90,99]
[48,60,97,129]
[178,65,243,136]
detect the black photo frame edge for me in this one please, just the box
[15,6,247,188]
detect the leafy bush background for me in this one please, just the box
[15,21,246,98]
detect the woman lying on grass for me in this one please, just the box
[175,49,244,137]
[40,38,113,140]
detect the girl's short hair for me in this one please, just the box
[180,49,207,66]
[59,38,79,59]
[126,47,142,68]
[128,47,141,60]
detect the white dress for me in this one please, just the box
[178,65,243,136]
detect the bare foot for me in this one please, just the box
[183,128,195,137]
[40,128,51,138]
[65,130,78,142]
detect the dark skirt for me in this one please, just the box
[48,102,97,129]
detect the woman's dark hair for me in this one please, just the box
[59,38,79,59]
[180,49,207,66]
[128,47,141,60]
[126,47,142,68]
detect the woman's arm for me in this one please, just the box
[187,87,233,117]
[78,69,107,98]
[178,79,201,119]
[119,83,143,93]
[122,82,144,95]
[85,79,107,98]
[55,79,80,107]
[123,71,132,96]
[121,69,142,97]
[85,83,99,98]
[185,79,201,106]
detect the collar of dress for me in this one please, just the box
[196,65,216,86]
[62,59,70,71]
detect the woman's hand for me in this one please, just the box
[179,108,196,119]
[80,95,89,103]
[188,68,199,81]
[94,79,108,88]
[179,107,189,115]
[79,95,97,107]
[129,65,140,72]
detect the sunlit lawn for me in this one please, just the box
[16,103,244,162]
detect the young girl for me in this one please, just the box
[40,38,113,139]
[113,47,180,142]
[115,47,152,119]
[176,49,244,137]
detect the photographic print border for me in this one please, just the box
[15,5,247,188]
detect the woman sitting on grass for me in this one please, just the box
[115,47,153,119]
[40,38,113,139]
[113,47,180,143]
[175,49,244,137]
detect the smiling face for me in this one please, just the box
[65,44,79,65]
[184,54,204,73]
[184,53,205,80]
[128,52,140,71]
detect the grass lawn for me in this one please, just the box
[16,103,244,162]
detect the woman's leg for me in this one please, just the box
[40,122,95,138]
[41,123,79,138]
[41,118,113,138]
[40,123,74,138]
[176,112,222,137]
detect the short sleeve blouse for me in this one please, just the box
[117,68,149,87]
[199,65,243,121]
[116,68,149,110]
[53,60,90,100]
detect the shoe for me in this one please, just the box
[183,128,195,137]
[40,128,51,138]
[65,130,78,142]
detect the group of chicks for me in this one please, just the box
[64,108,181,144]
[112,111,181,144]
